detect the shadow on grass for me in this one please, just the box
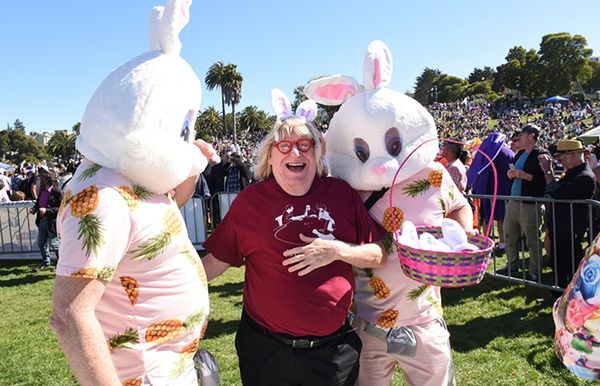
[0,273,55,288]
[205,317,241,338]
[0,266,38,276]
[209,281,244,298]
[448,303,553,353]
[0,261,55,288]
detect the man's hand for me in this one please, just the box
[38,207,47,216]
[507,168,518,180]
[282,234,341,276]
[538,154,553,172]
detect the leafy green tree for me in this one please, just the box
[47,130,77,161]
[291,85,306,111]
[414,68,441,105]
[13,119,26,132]
[492,64,507,93]
[467,67,496,83]
[463,80,500,101]
[538,32,593,95]
[434,74,468,102]
[196,106,222,141]
[0,128,47,164]
[503,46,541,98]
[582,59,600,94]
[205,61,229,138]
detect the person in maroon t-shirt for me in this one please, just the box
[203,115,386,386]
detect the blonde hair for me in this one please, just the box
[254,116,328,181]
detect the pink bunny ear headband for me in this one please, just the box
[270,88,318,123]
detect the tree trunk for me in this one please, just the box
[220,91,227,139]
[232,103,237,147]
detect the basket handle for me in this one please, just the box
[389,137,498,240]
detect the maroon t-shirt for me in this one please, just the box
[203,176,382,336]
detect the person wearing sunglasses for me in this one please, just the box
[202,113,386,386]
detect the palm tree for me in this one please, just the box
[196,107,222,141]
[205,61,228,138]
[223,64,243,146]
[47,130,77,161]
[240,106,260,132]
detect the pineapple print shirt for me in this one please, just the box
[354,161,469,328]
[56,159,209,385]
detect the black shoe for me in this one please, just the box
[494,246,506,256]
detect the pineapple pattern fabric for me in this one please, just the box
[56,159,209,385]
[354,162,469,329]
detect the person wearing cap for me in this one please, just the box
[501,124,548,281]
[538,139,595,293]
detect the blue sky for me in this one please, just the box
[2,0,599,133]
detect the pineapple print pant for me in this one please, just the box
[235,310,361,386]
[355,316,455,386]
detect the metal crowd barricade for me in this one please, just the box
[467,193,600,292]
[0,201,39,259]
[206,192,238,232]
[0,198,208,259]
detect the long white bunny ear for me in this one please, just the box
[363,40,393,90]
[149,6,164,51]
[295,100,318,122]
[271,88,293,119]
[158,0,192,55]
[303,75,361,106]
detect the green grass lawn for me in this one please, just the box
[0,259,595,386]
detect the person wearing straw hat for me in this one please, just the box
[538,139,595,294]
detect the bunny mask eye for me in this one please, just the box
[385,127,402,157]
[180,110,197,143]
[354,138,370,163]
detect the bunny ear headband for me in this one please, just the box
[270,88,318,122]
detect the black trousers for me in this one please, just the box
[553,232,584,289]
[235,310,361,386]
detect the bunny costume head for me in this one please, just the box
[76,0,209,194]
[304,40,438,192]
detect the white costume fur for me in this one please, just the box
[304,40,438,191]
[76,0,209,194]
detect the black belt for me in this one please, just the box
[242,309,350,349]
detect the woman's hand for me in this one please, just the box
[282,234,341,276]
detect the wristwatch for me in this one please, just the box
[545,170,553,176]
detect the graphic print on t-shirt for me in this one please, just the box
[274,203,336,245]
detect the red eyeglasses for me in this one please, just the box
[273,138,315,154]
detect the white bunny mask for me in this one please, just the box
[76,0,208,194]
[304,40,438,191]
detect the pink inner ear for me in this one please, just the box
[315,84,355,100]
[373,57,381,88]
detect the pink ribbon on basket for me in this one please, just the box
[389,137,498,241]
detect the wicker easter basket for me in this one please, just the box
[391,138,497,288]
